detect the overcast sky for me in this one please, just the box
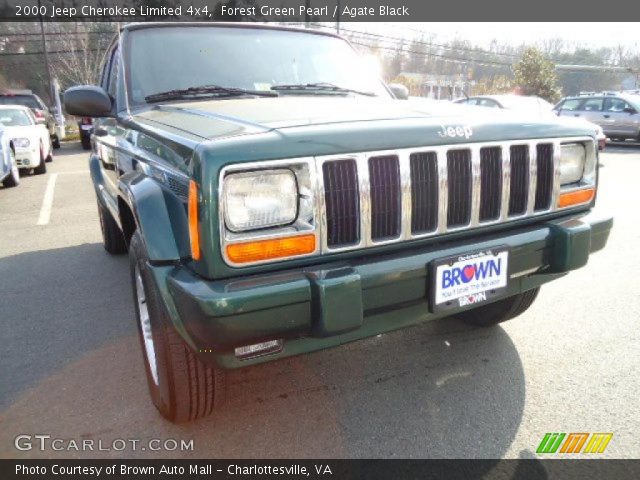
[361,23,640,50]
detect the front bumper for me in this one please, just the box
[14,148,39,169]
[151,211,612,369]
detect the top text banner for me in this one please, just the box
[1,0,639,21]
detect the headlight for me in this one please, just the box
[223,169,298,232]
[13,138,30,149]
[559,143,586,185]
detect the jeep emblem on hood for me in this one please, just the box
[438,125,473,139]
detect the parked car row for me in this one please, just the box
[453,94,608,150]
[0,89,61,149]
[0,105,53,188]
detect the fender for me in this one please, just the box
[89,153,120,228]
[117,171,191,262]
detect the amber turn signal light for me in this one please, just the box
[188,180,201,260]
[226,234,316,264]
[558,187,595,208]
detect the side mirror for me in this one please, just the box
[93,126,108,137]
[64,85,113,117]
[623,106,637,114]
[387,83,409,100]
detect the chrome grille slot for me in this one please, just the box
[322,159,360,247]
[409,152,438,234]
[534,143,554,211]
[479,147,502,222]
[508,145,529,216]
[369,155,401,241]
[446,149,472,228]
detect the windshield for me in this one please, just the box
[0,95,40,109]
[622,95,640,110]
[127,26,390,105]
[0,109,32,126]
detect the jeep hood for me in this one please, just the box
[135,96,444,138]
[133,97,595,158]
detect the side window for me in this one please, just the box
[477,99,499,108]
[579,98,604,112]
[34,95,47,110]
[603,98,630,112]
[99,46,118,91]
[99,57,110,91]
[559,99,580,111]
[108,50,120,98]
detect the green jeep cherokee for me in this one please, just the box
[64,23,612,423]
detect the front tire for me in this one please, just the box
[97,200,127,254]
[455,287,540,327]
[129,232,225,423]
[33,144,47,175]
[2,147,20,188]
[45,138,53,162]
[81,135,91,150]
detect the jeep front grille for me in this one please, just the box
[319,139,570,251]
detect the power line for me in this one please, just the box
[310,23,521,61]
[0,30,115,37]
[348,40,514,68]
[312,23,634,72]
[0,48,104,58]
[1,37,113,44]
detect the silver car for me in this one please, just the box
[0,124,20,188]
[555,94,640,142]
[453,94,606,149]
[454,94,554,114]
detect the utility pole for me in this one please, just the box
[336,0,340,34]
[37,0,53,104]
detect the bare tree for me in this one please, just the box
[539,38,565,59]
[52,24,113,88]
[51,29,108,87]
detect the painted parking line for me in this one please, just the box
[36,173,58,226]
[35,171,89,226]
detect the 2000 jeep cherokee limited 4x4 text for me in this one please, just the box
[64,23,612,423]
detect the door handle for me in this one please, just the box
[574,114,580,117]
[603,114,611,119]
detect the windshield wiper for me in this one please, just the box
[270,82,376,97]
[145,85,278,103]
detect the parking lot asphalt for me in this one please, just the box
[0,142,639,460]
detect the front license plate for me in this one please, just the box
[430,247,509,313]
